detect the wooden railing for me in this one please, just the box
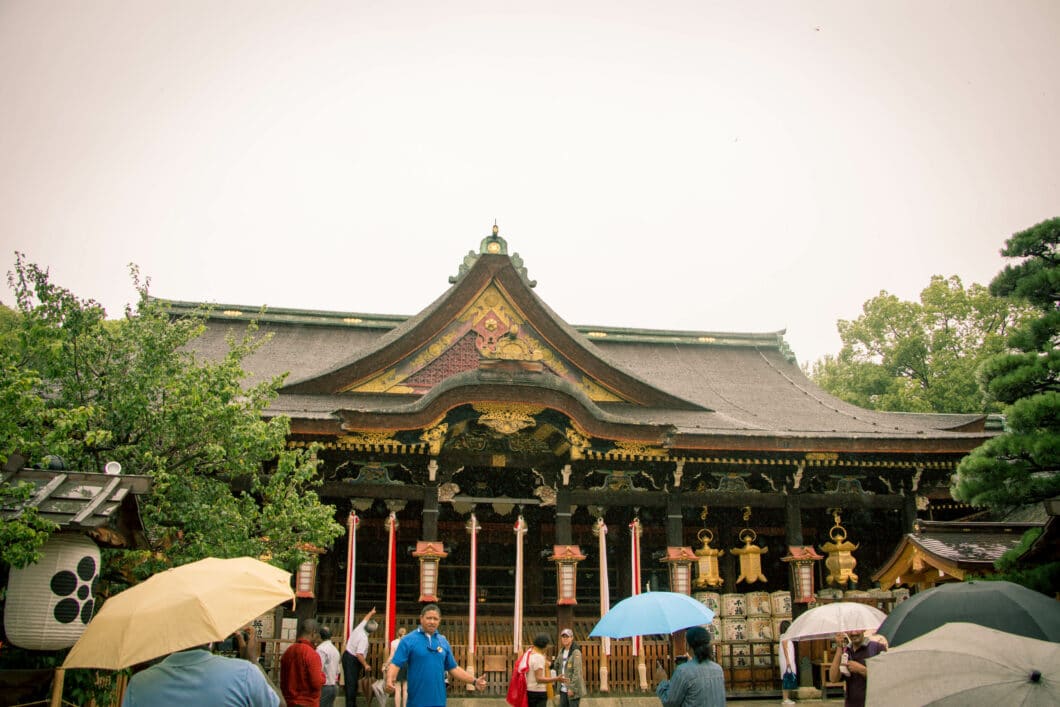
[265,614,785,696]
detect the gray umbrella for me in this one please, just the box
[867,623,1059,707]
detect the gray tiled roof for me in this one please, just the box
[158,261,989,442]
[909,521,1043,565]
[0,468,152,531]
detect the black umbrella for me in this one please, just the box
[877,580,1060,647]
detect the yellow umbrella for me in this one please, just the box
[63,556,294,670]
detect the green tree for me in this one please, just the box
[953,217,1060,510]
[809,275,1035,413]
[0,255,342,576]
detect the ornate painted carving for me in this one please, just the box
[338,432,403,448]
[349,463,399,484]
[832,477,869,494]
[421,423,448,456]
[588,470,641,492]
[534,485,557,506]
[474,403,542,435]
[716,474,754,493]
[565,427,591,460]
[611,440,667,458]
[508,434,551,454]
[438,482,460,502]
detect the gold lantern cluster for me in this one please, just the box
[820,509,859,587]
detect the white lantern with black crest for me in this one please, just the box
[4,533,101,649]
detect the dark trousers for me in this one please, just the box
[320,684,338,707]
[342,651,363,707]
[528,690,549,707]
[560,693,580,707]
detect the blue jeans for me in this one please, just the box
[320,684,338,707]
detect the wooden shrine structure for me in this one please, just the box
[164,227,995,695]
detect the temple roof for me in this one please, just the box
[159,230,993,457]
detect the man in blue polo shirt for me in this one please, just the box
[385,604,485,707]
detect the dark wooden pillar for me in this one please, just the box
[666,491,683,547]
[556,484,573,545]
[902,492,918,534]
[785,494,804,547]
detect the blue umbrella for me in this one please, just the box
[589,591,715,638]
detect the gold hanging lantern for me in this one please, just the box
[820,509,859,587]
[693,529,725,589]
[731,507,767,584]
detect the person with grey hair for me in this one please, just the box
[343,607,378,707]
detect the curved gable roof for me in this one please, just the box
[281,243,705,411]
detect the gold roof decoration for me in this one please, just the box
[473,403,543,435]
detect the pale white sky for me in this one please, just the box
[2,1,1057,365]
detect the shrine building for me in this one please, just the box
[163,227,994,695]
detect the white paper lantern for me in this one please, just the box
[5,534,100,650]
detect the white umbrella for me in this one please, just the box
[780,601,887,642]
[866,622,1059,706]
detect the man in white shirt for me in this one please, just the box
[317,627,341,707]
[343,607,377,707]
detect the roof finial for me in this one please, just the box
[481,221,506,255]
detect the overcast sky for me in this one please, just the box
[2,1,1057,365]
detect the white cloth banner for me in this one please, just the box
[343,513,359,643]
[513,515,527,653]
[596,517,611,655]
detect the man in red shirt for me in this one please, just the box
[281,619,326,707]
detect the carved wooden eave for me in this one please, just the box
[872,520,1041,589]
[280,245,705,413]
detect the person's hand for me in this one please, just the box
[835,632,848,646]
[385,682,396,694]
[474,675,487,690]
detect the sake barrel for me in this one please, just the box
[721,617,748,642]
[752,642,774,667]
[731,642,752,667]
[770,590,793,617]
[694,591,721,616]
[746,591,771,616]
[4,534,100,650]
[721,593,746,617]
[747,616,773,642]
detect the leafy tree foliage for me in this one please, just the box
[810,275,1035,413]
[0,255,342,575]
[954,217,1060,510]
